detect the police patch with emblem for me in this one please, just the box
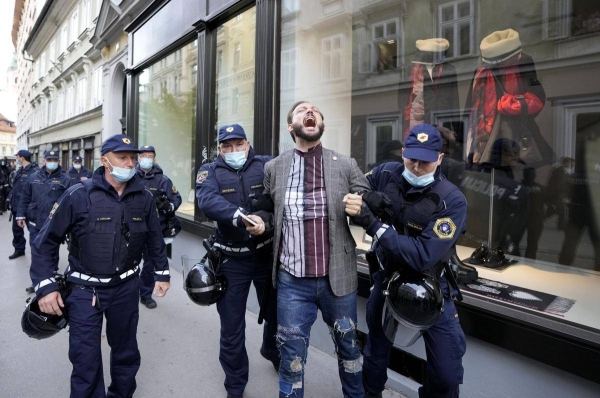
[433,218,456,239]
[172,184,178,194]
[48,203,59,219]
[196,170,208,184]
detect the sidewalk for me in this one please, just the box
[0,214,404,398]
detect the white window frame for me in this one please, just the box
[70,10,79,44]
[438,0,474,59]
[366,116,401,166]
[82,0,91,31]
[47,99,53,126]
[191,64,198,86]
[66,85,75,119]
[281,47,298,89]
[91,66,103,107]
[360,18,403,74]
[61,24,69,54]
[234,43,241,67]
[542,0,572,40]
[77,77,87,114]
[40,52,46,75]
[282,0,300,16]
[57,92,64,122]
[49,41,55,64]
[321,34,344,82]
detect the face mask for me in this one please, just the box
[402,168,435,187]
[16,160,22,167]
[105,158,136,183]
[46,162,59,172]
[223,150,247,170]
[74,164,82,170]
[140,158,154,170]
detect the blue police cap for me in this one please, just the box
[218,124,247,143]
[44,150,60,159]
[403,124,443,162]
[16,149,31,157]
[101,134,139,155]
[139,145,156,153]
[73,156,83,162]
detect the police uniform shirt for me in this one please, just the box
[30,169,170,298]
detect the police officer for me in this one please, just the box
[67,155,93,183]
[351,124,468,398]
[31,134,171,398]
[196,124,279,398]
[135,145,182,309]
[6,150,38,260]
[0,157,11,215]
[17,150,71,293]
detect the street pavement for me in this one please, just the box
[0,214,404,398]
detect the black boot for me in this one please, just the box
[449,254,478,284]
[9,251,25,260]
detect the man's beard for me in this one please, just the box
[291,122,325,142]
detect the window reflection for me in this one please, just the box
[138,41,197,219]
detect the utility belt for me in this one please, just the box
[213,237,273,258]
[65,265,140,287]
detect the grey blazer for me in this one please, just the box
[263,147,370,296]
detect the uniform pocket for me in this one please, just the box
[448,309,467,360]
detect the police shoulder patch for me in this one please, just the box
[48,202,59,220]
[433,218,456,239]
[172,184,178,194]
[196,170,208,184]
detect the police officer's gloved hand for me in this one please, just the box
[362,192,393,218]
[350,202,380,232]
[156,196,172,215]
[250,193,275,213]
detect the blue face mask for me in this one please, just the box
[139,158,154,170]
[402,168,436,187]
[223,150,247,170]
[46,162,59,172]
[106,159,136,183]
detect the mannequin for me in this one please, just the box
[401,38,460,138]
[464,29,552,168]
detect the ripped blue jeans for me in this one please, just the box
[276,269,364,398]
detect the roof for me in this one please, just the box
[0,113,17,133]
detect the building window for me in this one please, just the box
[70,10,79,44]
[77,77,87,114]
[234,43,241,67]
[438,0,474,59]
[281,48,297,89]
[191,64,198,86]
[40,52,46,75]
[61,24,68,53]
[66,85,74,119]
[321,34,344,81]
[137,40,198,221]
[282,0,300,15]
[49,41,55,64]
[47,100,53,126]
[82,0,91,30]
[92,66,103,107]
[57,92,64,122]
[359,18,402,74]
[217,50,223,75]
[543,0,572,40]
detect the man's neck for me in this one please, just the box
[22,161,30,168]
[295,138,321,152]
[105,171,127,196]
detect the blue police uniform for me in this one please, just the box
[135,151,182,303]
[16,151,71,254]
[360,125,468,398]
[7,152,38,254]
[67,156,93,183]
[30,135,170,398]
[195,124,279,397]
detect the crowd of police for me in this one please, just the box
[12,101,472,398]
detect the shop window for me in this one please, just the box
[278,0,600,335]
[138,40,197,220]
[438,0,474,59]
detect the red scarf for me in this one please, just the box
[403,64,443,139]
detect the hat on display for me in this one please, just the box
[73,156,83,163]
[218,124,247,143]
[16,149,31,158]
[413,38,449,64]
[101,134,139,155]
[140,145,156,153]
[480,29,521,64]
[403,124,443,162]
[44,150,59,159]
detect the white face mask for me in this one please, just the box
[402,168,436,187]
[105,158,136,183]
[74,164,82,170]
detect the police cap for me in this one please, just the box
[101,134,140,155]
[403,124,443,162]
[44,150,60,159]
[73,156,83,163]
[16,149,31,157]
[218,124,247,143]
[140,145,156,154]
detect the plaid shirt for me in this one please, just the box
[279,144,330,277]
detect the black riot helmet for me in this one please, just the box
[183,256,227,306]
[381,271,444,346]
[21,295,68,340]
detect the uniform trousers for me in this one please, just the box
[66,276,141,398]
[363,271,466,398]
[216,253,279,396]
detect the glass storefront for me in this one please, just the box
[138,41,198,220]
[278,0,600,330]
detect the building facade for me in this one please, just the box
[0,113,17,161]
[14,0,104,169]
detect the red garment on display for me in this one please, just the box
[497,92,544,115]
[403,64,443,138]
